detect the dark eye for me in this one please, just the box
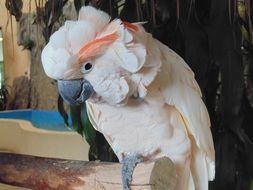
[85,63,92,70]
[81,62,93,73]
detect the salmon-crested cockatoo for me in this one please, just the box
[41,6,215,190]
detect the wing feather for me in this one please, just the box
[157,42,215,185]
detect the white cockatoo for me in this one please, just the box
[41,6,215,190]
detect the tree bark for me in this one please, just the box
[0,153,176,190]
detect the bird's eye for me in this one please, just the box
[81,62,93,74]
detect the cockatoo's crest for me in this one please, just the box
[73,10,159,105]
[78,6,111,33]
[83,21,163,105]
[78,32,118,62]
[122,21,140,32]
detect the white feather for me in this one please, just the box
[49,27,66,49]
[66,20,95,54]
[157,42,215,184]
[78,6,110,34]
[84,51,131,105]
[41,45,71,79]
[112,42,141,73]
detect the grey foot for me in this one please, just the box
[121,154,143,190]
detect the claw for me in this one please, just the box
[121,154,143,190]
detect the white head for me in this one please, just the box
[41,6,160,106]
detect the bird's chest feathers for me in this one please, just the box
[87,89,174,143]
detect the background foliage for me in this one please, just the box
[5,0,253,189]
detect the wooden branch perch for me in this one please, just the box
[0,153,176,190]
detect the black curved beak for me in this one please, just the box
[57,79,94,106]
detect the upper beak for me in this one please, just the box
[57,79,94,105]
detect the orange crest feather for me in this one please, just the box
[122,21,139,32]
[78,32,118,63]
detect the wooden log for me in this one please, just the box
[0,153,176,190]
